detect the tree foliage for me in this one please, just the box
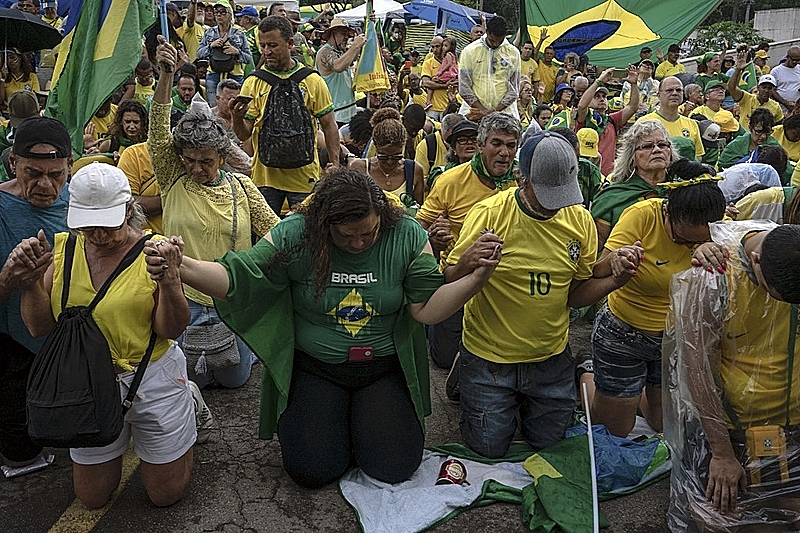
[685,21,767,56]
[702,0,800,25]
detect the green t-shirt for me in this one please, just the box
[258,214,443,363]
[591,174,664,231]
[578,158,603,209]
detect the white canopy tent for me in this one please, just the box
[336,0,406,23]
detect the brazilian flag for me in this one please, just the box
[519,0,723,67]
[738,61,758,91]
[46,0,157,157]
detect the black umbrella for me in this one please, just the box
[0,7,63,53]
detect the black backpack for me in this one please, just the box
[27,234,156,448]
[252,67,316,169]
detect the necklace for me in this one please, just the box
[375,158,401,186]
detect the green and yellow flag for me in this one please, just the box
[46,0,157,157]
[353,1,390,94]
[738,61,758,91]
[519,0,722,67]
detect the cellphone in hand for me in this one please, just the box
[612,68,628,79]
[232,95,253,106]
[404,60,412,69]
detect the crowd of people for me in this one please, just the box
[2,1,800,530]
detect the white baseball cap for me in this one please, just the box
[758,74,777,86]
[67,163,132,229]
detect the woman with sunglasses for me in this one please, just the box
[349,108,424,207]
[426,120,480,190]
[718,107,781,171]
[148,37,279,397]
[588,177,726,438]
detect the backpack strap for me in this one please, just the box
[425,133,437,169]
[403,159,415,196]
[61,233,77,310]
[87,234,152,313]
[252,68,280,86]
[288,66,314,84]
[121,331,158,415]
[253,66,314,87]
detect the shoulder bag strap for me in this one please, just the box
[252,68,280,86]
[61,233,76,310]
[86,234,152,312]
[226,171,238,251]
[426,133,436,169]
[121,331,158,415]
[404,159,415,196]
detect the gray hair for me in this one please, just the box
[172,108,233,159]
[611,119,679,183]
[684,83,701,99]
[216,78,241,94]
[477,112,521,145]
[440,113,465,143]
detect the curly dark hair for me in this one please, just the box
[279,168,406,300]
[760,224,800,303]
[370,108,406,148]
[109,99,148,144]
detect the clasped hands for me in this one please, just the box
[144,236,184,283]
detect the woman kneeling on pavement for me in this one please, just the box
[145,168,500,488]
[15,163,195,508]
[149,36,279,394]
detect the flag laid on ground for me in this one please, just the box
[519,0,722,67]
[738,61,758,91]
[47,0,157,157]
[353,1,390,94]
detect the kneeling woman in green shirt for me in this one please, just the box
[145,168,500,488]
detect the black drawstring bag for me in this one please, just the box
[27,233,156,448]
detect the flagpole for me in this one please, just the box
[365,0,373,110]
[582,382,600,533]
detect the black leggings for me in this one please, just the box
[277,353,424,489]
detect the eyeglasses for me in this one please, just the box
[635,141,671,152]
[751,127,773,136]
[376,153,403,160]
[667,215,706,246]
[213,8,229,15]
[79,223,125,233]
[455,136,478,145]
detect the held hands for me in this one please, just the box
[155,36,178,71]
[459,229,503,272]
[706,453,747,514]
[610,240,644,285]
[144,236,184,283]
[692,242,729,273]
[4,229,53,289]
[426,213,454,254]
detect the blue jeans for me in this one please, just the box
[458,344,575,458]
[206,72,244,107]
[258,186,309,218]
[178,299,256,389]
[591,303,662,399]
[426,307,463,369]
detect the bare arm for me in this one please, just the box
[619,65,640,124]
[135,195,162,217]
[13,231,56,335]
[150,240,190,339]
[319,110,340,168]
[422,77,449,91]
[145,238,231,301]
[442,232,504,283]
[186,0,197,27]
[577,68,613,124]
[727,51,747,102]
[533,28,548,62]
[407,244,499,324]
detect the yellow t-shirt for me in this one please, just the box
[735,187,789,223]
[736,91,784,131]
[446,188,596,363]
[693,105,720,121]
[606,198,697,332]
[50,233,172,371]
[117,142,162,234]
[538,60,559,103]
[133,80,155,106]
[520,58,540,82]
[459,40,521,114]
[415,161,510,263]
[638,111,704,159]
[654,61,686,80]
[772,125,800,163]
[5,74,40,95]
[414,131,448,180]
[180,22,207,63]
[89,103,118,142]
[421,56,449,112]
[241,63,334,191]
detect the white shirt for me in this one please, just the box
[770,64,800,111]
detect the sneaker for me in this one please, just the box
[189,380,214,444]
[574,351,594,384]
[445,353,460,403]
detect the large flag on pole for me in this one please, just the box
[353,0,390,94]
[519,0,723,67]
[46,0,157,157]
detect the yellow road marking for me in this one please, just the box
[48,448,140,533]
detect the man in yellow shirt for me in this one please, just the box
[533,29,559,103]
[180,1,207,63]
[232,15,339,216]
[421,35,451,121]
[654,44,686,80]
[519,41,541,95]
[117,142,162,234]
[638,76,704,160]
[416,113,520,375]
[693,80,726,121]
[446,131,630,457]
[728,51,784,130]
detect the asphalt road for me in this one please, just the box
[2,318,670,533]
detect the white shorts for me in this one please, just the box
[70,343,197,466]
